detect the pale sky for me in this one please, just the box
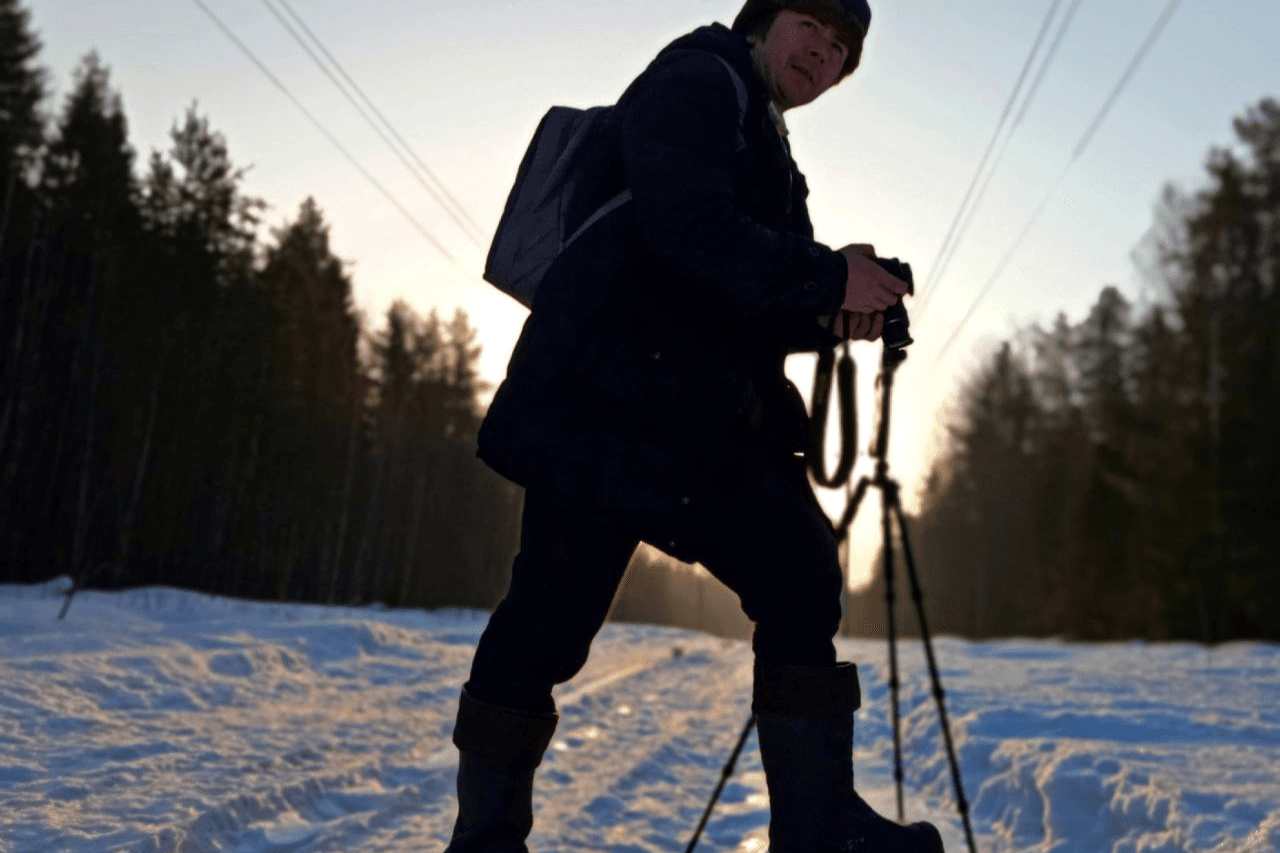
[26,1,1280,586]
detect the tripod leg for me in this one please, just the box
[881,489,905,823]
[835,477,872,544]
[889,491,978,853]
[684,714,756,853]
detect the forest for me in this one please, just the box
[0,1,521,610]
[848,98,1280,643]
[2,1,1276,641]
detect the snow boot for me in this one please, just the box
[443,689,559,853]
[753,661,945,853]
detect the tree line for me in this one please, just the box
[0,0,521,609]
[848,96,1280,643]
[7,1,1274,642]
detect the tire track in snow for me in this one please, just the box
[139,640,694,853]
[529,641,763,853]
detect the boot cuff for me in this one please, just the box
[752,660,862,715]
[452,689,559,770]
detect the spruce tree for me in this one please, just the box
[260,197,358,409]
[0,0,44,210]
[257,197,361,601]
[444,308,485,441]
[40,52,137,248]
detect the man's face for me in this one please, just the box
[754,9,850,111]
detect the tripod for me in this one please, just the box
[685,342,978,853]
[835,345,976,852]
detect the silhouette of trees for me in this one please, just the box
[357,300,517,610]
[6,0,1277,643]
[608,545,753,643]
[855,97,1280,642]
[0,5,520,613]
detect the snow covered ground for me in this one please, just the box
[2,578,1278,853]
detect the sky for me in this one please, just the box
[23,0,1280,585]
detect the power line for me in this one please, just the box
[190,0,472,279]
[274,0,487,244]
[916,0,1065,306]
[928,0,1185,369]
[927,161,1070,369]
[1070,0,1183,161]
[266,0,490,248]
[258,0,482,249]
[918,0,1084,315]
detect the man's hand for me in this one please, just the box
[818,310,883,342]
[838,244,910,314]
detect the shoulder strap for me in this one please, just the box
[667,49,749,128]
[707,53,749,128]
[564,50,751,251]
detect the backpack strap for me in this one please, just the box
[670,50,749,146]
[706,53,750,141]
[564,50,751,251]
[565,187,633,249]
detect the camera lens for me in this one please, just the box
[882,302,913,349]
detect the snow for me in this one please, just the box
[2,578,1278,853]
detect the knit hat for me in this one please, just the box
[732,0,872,78]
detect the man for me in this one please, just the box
[446,1,944,851]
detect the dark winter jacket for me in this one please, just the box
[477,23,849,550]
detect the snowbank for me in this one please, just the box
[1,578,1276,852]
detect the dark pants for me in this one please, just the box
[465,450,844,714]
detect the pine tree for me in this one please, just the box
[1126,304,1195,636]
[258,197,360,600]
[372,300,418,424]
[1072,287,1143,635]
[443,308,486,441]
[260,197,358,409]
[39,52,138,250]
[0,0,45,569]
[0,0,44,217]
[140,102,264,286]
[128,104,269,594]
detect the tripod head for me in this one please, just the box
[882,340,908,370]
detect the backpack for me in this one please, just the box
[483,51,749,310]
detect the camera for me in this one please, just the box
[871,256,914,350]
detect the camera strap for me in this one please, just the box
[806,339,857,489]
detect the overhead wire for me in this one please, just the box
[928,0,1186,369]
[267,0,490,248]
[916,0,1065,308]
[190,0,472,280]
[918,0,1085,315]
